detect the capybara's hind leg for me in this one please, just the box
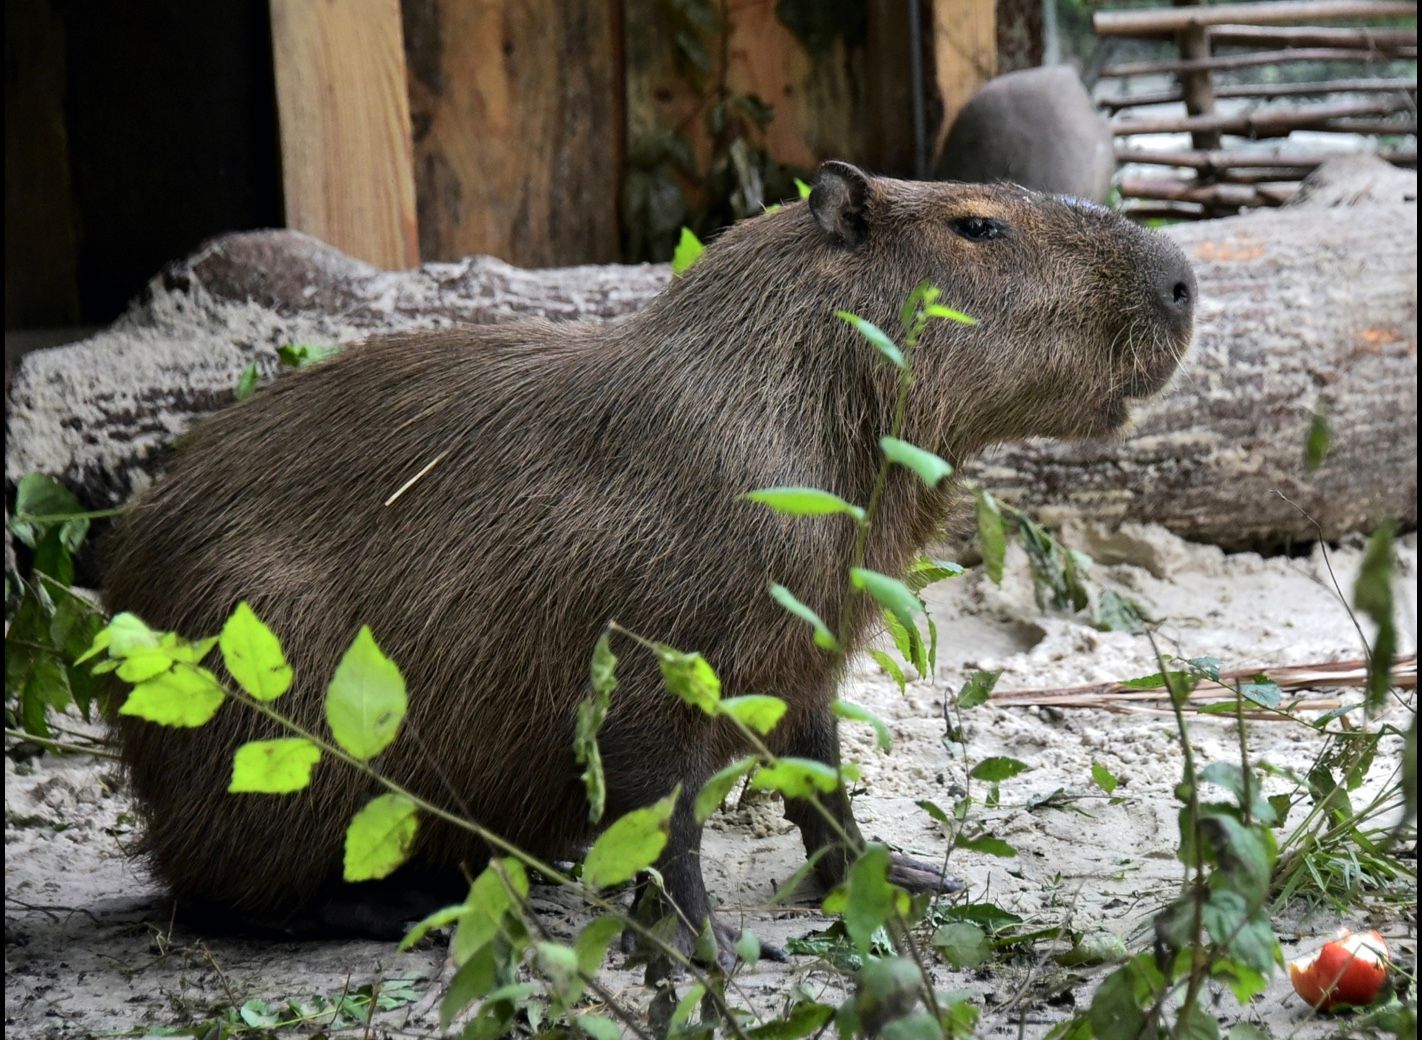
[780,708,961,896]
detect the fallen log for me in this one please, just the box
[4,158,1417,553]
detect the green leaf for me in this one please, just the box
[671,226,705,276]
[1354,524,1397,713]
[1240,677,1282,708]
[881,607,927,675]
[956,834,1017,858]
[80,611,161,663]
[577,1015,622,1040]
[750,757,840,799]
[956,669,1001,709]
[577,634,616,823]
[695,756,757,823]
[115,646,178,683]
[734,929,761,966]
[745,486,866,522]
[833,700,891,752]
[118,666,226,727]
[324,626,407,761]
[229,737,321,793]
[11,473,88,553]
[574,916,625,977]
[923,303,977,325]
[970,756,1030,782]
[450,859,529,964]
[1090,761,1119,795]
[1096,588,1146,633]
[899,280,940,337]
[399,902,468,950]
[277,343,341,368]
[590,631,618,696]
[235,362,260,401]
[748,1001,834,1040]
[343,793,419,881]
[973,488,1007,585]
[906,556,964,593]
[219,602,293,701]
[835,312,905,368]
[582,788,678,889]
[916,799,950,825]
[933,922,991,968]
[850,568,922,633]
[880,437,953,488]
[794,177,813,200]
[720,694,787,735]
[1304,408,1330,470]
[836,844,907,955]
[869,650,907,694]
[769,583,840,651]
[656,647,722,713]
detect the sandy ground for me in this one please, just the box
[5,524,1416,1039]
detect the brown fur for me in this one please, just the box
[102,163,1194,940]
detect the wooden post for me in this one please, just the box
[930,0,997,163]
[404,0,624,267]
[269,0,420,270]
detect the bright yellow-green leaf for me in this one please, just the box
[836,312,905,369]
[671,227,705,276]
[115,646,177,683]
[118,665,226,727]
[229,737,320,793]
[719,694,787,735]
[851,567,923,633]
[656,648,721,713]
[582,788,678,890]
[451,859,529,965]
[325,626,407,761]
[343,793,419,881]
[695,756,757,823]
[220,601,293,701]
[750,757,840,799]
[768,583,840,651]
[744,486,866,522]
[833,700,892,752]
[880,437,953,488]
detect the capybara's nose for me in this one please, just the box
[1157,251,1197,328]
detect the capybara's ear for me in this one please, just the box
[810,161,870,248]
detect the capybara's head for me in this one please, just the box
[673,161,1196,457]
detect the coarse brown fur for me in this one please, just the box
[102,163,1195,944]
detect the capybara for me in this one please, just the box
[102,161,1195,948]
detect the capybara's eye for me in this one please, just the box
[951,217,1004,242]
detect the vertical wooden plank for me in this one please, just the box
[270,0,419,269]
[930,0,997,162]
[403,0,623,267]
[864,0,919,175]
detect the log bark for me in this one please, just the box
[4,160,1416,552]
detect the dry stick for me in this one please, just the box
[989,655,1418,708]
[1117,178,1298,207]
[1111,96,1414,137]
[1094,1,1419,39]
[1207,25,1418,49]
[1101,48,1416,79]
[1100,77,1418,112]
[1115,145,1418,169]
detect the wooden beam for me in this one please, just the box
[1100,46,1416,78]
[1095,1,1419,39]
[1112,95,1413,136]
[930,0,997,161]
[270,0,419,269]
[1101,77,1418,112]
[1207,25,1417,49]
[1116,144,1418,169]
[405,0,623,267]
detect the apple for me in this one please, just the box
[1288,928,1390,1011]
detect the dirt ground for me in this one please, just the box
[5,523,1416,1039]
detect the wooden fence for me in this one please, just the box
[1093,0,1417,220]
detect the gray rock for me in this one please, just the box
[935,65,1115,202]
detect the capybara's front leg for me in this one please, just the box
[779,706,960,895]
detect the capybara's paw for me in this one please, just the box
[887,854,961,895]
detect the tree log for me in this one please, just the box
[4,160,1416,552]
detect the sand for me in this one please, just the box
[5,523,1416,1038]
